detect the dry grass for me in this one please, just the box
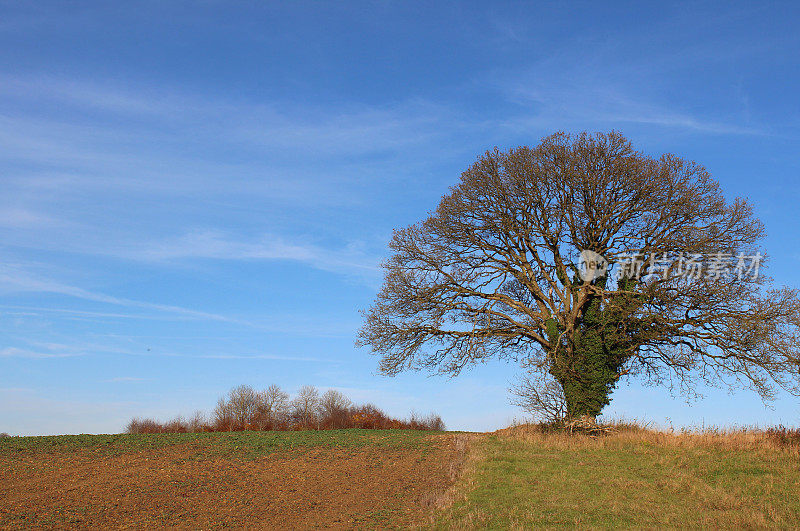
[499,421,800,452]
[432,422,800,529]
[419,433,478,516]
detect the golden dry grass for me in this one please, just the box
[500,421,800,452]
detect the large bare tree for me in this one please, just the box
[358,131,800,421]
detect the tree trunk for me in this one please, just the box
[552,370,606,421]
[548,277,638,421]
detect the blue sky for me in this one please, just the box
[2,1,800,435]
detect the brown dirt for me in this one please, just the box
[0,435,462,529]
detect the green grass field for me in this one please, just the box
[435,426,800,528]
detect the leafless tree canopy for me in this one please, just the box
[259,384,290,425]
[214,384,259,428]
[320,389,353,417]
[292,385,321,427]
[510,372,567,424]
[358,131,800,411]
[128,384,445,433]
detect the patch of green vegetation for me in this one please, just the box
[434,434,800,528]
[0,432,203,454]
[202,429,435,459]
[0,429,437,458]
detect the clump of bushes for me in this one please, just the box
[0,432,10,438]
[766,425,800,447]
[126,384,444,434]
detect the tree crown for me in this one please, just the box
[358,131,800,408]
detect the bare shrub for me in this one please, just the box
[228,385,260,429]
[254,384,290,430]
[510,371,567,425]
[419,413,445,431]
[292,385,321,428]
[213,397,234,431]
[409,411,446,431]
[127,383,444,433]
[766,425,800,448]
[126,418,163,434]
[320,389,353,429]
[187,411,208,433]
[163,416,189,433]
[213,384,261,431]
[351,403,390,429]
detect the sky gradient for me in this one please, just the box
[2,1,800,435]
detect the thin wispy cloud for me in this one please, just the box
[502,83,764,136]
[0,70,764,282]
[0,262,364,340]
[125,230,381,276]
[0,346,82,359]
[0,74,455,160]
[194,353,331,362]
[482,28,771,138]
[0,263,241,323]
[0,304,210,322]
[0,207,63,229]
[0,75,179,117]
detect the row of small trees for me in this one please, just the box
[126,384,445,433]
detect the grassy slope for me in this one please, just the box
[435,427,800,528]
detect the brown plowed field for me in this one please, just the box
[0,432,462,529]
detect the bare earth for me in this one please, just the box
[0,435,459,529]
